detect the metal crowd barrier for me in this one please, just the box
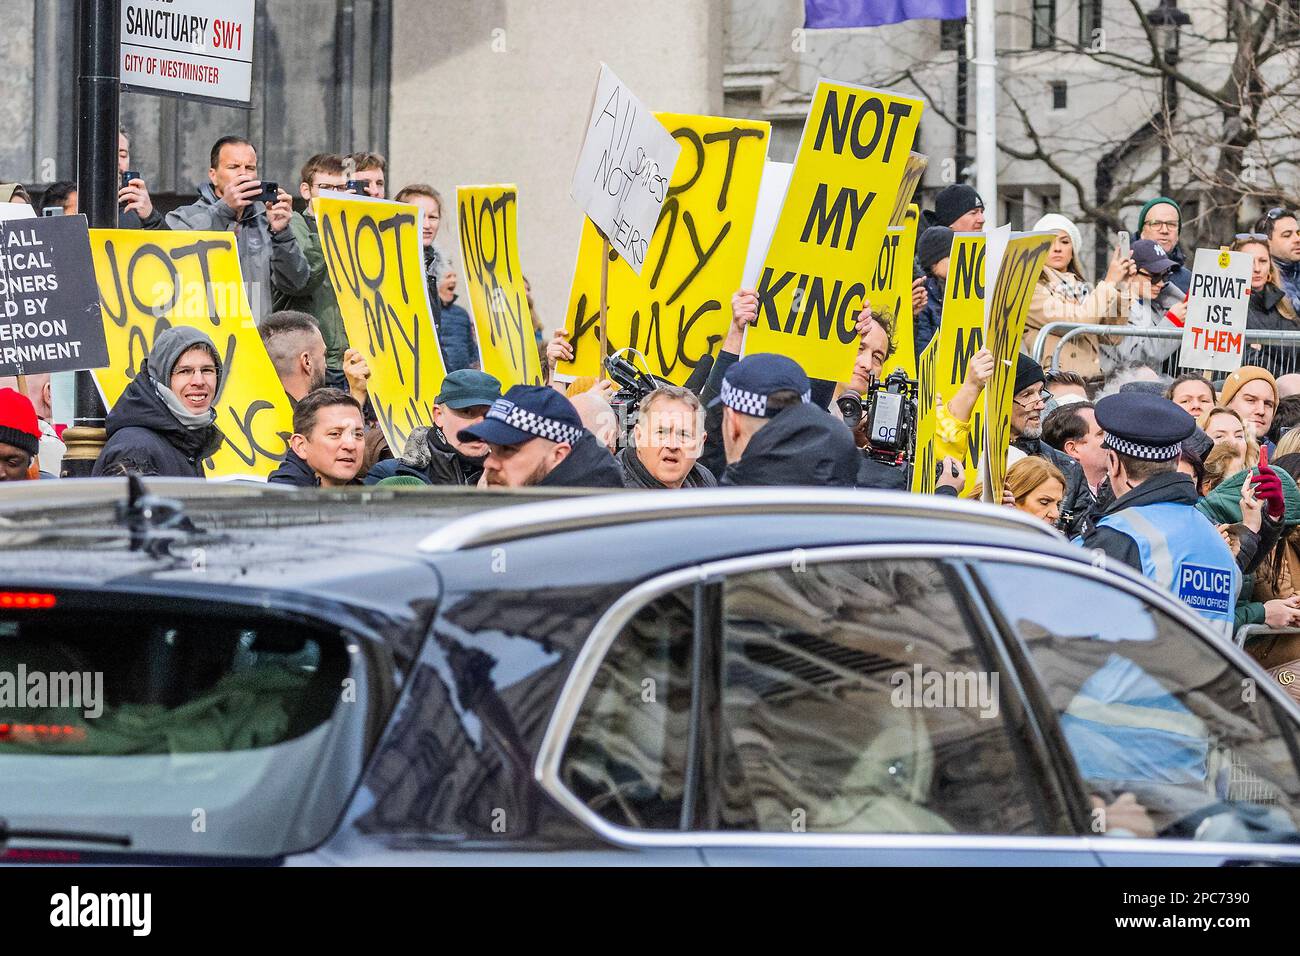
[1233,624,1300,649]
[1030,323,1300,378]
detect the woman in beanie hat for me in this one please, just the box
[0,388,42,481]
[1023,212,1136,379]
[92,326,225,478]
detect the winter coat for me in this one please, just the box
[1013,435,1094,538]
[1100,291,1182,375]
[437,296,479,373]
[1197,466,1298,629]
[92,365,224,478]
[1244,283,1300,378]
[118,207,167,230]
[537,431,624,489]
[275,210,348,371]
[1164,244,1194,297]
[914,275,944,359]
[165,183,311,324]
[616,445,716,489]
[721,402,862,488]
[267,447,364,487]
[361,426,485,486]
[1276,256,1300,317]
[1023,267,1124,378]
[267,448,317,487]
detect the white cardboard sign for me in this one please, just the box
[569,64,681,275]
[120,0,255,106]
[1178,248,1251,373]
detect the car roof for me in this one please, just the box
[0,478,1084,587]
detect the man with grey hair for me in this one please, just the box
[618,385,716,489]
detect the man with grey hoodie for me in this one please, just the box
[92,327,225,478]
[166,136,311,324]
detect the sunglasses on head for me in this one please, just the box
[1267,207,1293,220]
[1236,232,1268,242]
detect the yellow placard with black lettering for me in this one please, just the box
[879,203,920,380]
[456,184,544,389]
[315,195,447,456]
[743,80,923,382]
[89,228,292,478]
[935,234,985,495]
[911,335,939,494]
[981,232,1056,503]
[560,113,770,384]
[889,153,928,228]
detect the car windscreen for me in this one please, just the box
[0,596,387,860]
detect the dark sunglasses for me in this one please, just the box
[1267,207,1293,220]
[1138,268,1171,281]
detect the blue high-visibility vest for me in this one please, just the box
[1096,502,1240,625]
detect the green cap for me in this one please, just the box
[436,369,502,409]
[376,475,427,488]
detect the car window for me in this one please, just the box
[979,562,1300,843]
[559,586,694,831]
[716,558,1043,835]
[0,600,379,858]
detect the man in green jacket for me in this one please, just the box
[275,153,353,389]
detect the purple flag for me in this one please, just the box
[804,0,966,28]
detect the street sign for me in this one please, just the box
[119,0,256,107]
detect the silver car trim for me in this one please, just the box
[534,542,1300,855]
[418,487,1059,553]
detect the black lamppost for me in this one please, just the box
[1145,0,1191,196]
[64,0,118,476]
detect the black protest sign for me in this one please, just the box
[0,215,109,376]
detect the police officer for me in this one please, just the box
[1079,392,1239,628]
[708,353,861,487]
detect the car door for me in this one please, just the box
[536,545,1104,865]
[971,555,1300,866]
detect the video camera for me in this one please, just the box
[837,369,918,471]
[604,351,673,439]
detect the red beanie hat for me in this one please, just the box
[0,388,41,458]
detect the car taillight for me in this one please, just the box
[0,724,86,742]
[0,592,56,609]
[1,848,82,863]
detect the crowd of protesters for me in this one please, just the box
[7,148,1300,656]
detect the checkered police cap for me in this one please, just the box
[713,353,813,419]
[485,398,585,445]
[1095,392,1195,462]
[1101,432,1183,461]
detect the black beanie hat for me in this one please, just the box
[933,184,983,228]
[917,226,955,273]
[1014,353,1045,395]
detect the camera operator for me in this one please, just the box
[618,385,717,489]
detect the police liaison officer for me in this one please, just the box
[1079,393,1240,628]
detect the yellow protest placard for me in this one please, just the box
[743,80,923,382]
[315,195,447,455]
[457,184,544,389]
[981,232,1056,503]
[561,113,770,384]
[911,335,939,494]
[879,203,920,380]
[889,153,928,228]
[89,228,292,478]
[935,234,985,495]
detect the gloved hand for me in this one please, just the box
[1251,446,1285,520]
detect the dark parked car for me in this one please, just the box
[2,477,1300,865]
